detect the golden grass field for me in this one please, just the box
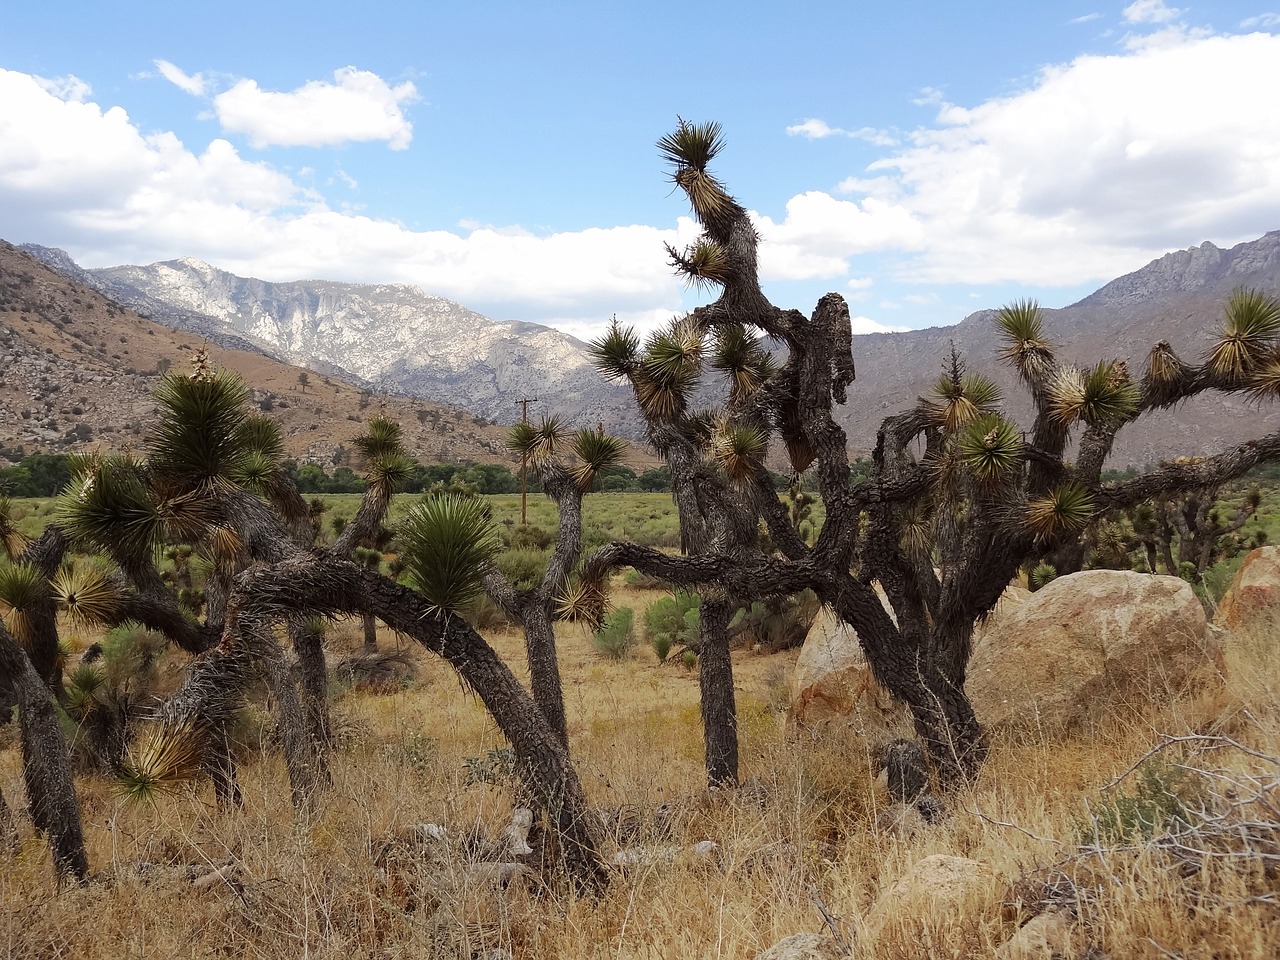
[2,579,1279,959]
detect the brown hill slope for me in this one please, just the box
[838,232,1280,465]
[0,241,517,467]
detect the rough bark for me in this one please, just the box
[0,621,88,885]
[697,597,737,785]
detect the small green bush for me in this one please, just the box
[644,592,700,660]
[497,546,548,591]
[1076,759,1202,846]
[593,606,636,660]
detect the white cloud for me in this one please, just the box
[813,30,1280,287]
[851,315,908,335]
[0,68,688,332]
[787,118,837,139]
[1123,0,1182,24]
[787,118,897,146]
[750,192,924,281]
[154,59,206,96]
[846,276,874,290]
[32,74,92,102]
[1241,13,1280,28]
[1070,13,1103,24]
[213,67,419,150]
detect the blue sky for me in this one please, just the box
[2,1,1279,341]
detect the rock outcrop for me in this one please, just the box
[968,571,1218,736]
[1214,546,1280,631]
[789,600,911,737]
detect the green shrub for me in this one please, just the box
[497,546,548,591]
[1076,759,1202,846]
[644,592,700,661]
[593,606,636,660]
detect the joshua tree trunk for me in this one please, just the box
[362,613,378,653]
[0,621,88,884]
[697,596,738,786]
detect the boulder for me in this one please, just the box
[995,909,1074,959]
[789,599,911,736]
[867,855,992,931]
[1214,546,1280,631]
[755,933,847,960]
[968,571,1217,736]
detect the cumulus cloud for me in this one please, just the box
[213,67,419,150]
[154,60,207,96]
[799,30,1280,287]
[0,68,687,330]
[32,74,92,102]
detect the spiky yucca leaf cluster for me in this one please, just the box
[148,369,252,491]
[657,119,731,226]
[711,420,769,486]
[352,416,413,494]
[1206,288,1280,384]
[51,564,122,628]
[0,562,47,643]
[508,416,565,470]
[0,497,28,560]
[1028,562,1058,591]
[569,429,627,491]
[956,414,1023,486]
[591,319,641,382]
[65,663,106,721]
[117,720,207,805]
[56,456,163,562]
[399,494,502,613]
[898,502,934,558]
[671,239,732,289]
[995,300,1054,381]
[554,576,609,630]
[1047,361,1139,428]
[1142,340,1195,408]
[923,369,1002,432]
[1024,482,1095,539]
[634,320,704,419]
[710,324,774,402]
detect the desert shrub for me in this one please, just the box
[728,589,819,651]
[644,592,700,660]
[496,546,547,591]
[463,591,509,629]
[1077,759,1203,845]
[507,524,553,551]
[624,568,668,590]
[593,606,636,660]
[464,746,517,786]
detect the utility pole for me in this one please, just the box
[516,397,538,525]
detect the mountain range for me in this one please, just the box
[14,231,1280,468]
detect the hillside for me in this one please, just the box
[0,241,518,468]
[837,232,1280,463]
[18,246,637,434]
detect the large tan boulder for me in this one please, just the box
[789,598,911,736]
[968,570,1218,735]
[1215,546,1280,631]
[867,855,993,932]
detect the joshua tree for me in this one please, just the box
[585,120,1280,781]
[0,617,87,884]
[486,417,627,747]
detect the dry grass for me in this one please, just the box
[3,596,1280,959]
